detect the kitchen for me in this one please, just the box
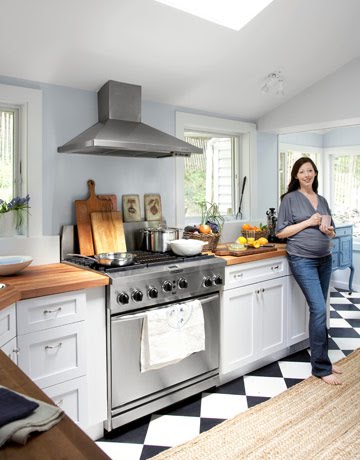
[1,0,360,459]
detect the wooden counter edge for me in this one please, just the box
[0,263,109,312]
[0,350,110,459]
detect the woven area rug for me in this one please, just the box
[152,348,360,460]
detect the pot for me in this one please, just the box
[67,253,135,267]
[169,239,208,256]
[141,227,180,252]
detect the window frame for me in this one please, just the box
[0,83,42,237]
[175,111,256,227]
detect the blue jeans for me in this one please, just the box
[287,254,333,377]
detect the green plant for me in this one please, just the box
[200,201,225,233]
[0,194,30,228]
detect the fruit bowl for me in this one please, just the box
[0,255,33,276]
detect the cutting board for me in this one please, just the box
[75,180,117,255]
[228,246,277,257]
[90,211,127,254]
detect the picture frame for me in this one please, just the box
[122,194,141,222]
[144,194,162,221]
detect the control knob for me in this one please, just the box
[148,286,159,299]
[203,276,213,288]
[117,292,129,305]
[178,278,188,289]
[213,274,223,285]
[162,280,172,292]
[132,289,143,302]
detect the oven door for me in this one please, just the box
[110,293,219,412]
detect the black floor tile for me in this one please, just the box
[350,298,360,304]
[330,310,342,318]
[101,415,151,443]
[331,303,359,311]
[155,393,202,417]
[141,445,168,460]
[247,361,283,377]
[200,417,224,433]
[284,378,304,388]
[246,395,269,408]
[330,291,345,297]
[328,327,359,338]
[346,318,360,328]
[213,376,246,395]
[280,349,311,362]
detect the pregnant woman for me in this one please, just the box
[276,157,342,385]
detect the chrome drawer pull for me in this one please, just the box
[234,273,243,279]
[45,342,62,350]
[271,265,279,271]
[43,307,62,314]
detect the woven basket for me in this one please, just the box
[182,232,221,252]
[242,230,269,240]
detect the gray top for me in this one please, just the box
[276,190,335,258]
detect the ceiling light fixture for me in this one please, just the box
[154,0,275,31]
[261,70,285,96]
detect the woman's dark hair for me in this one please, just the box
[281,157,319,200]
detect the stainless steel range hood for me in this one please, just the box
[58,80,202,158]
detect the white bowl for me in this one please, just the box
[0,255,33,276]
[169,239,208,256]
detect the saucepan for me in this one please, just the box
[67,253,135,267]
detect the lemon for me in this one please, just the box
[236,236,247,245]
[258,237,268,246]
[253,240,261,249]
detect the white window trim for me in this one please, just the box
[175,111,256,227]
[0,83,42,237]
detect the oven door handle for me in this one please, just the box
[112,294,219,323]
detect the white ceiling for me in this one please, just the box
[2,0,360,121]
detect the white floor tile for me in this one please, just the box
[144,414,200,447]
[339,311,360,319]
[332,337,360,350]
[330,297,354,304]
[328,349,346,363]
[200,392,248,419]
[278,361,312,379]
[96,441,143,460]
[329,318,352,328]
[355,328,360,335]
[243,376,287,398]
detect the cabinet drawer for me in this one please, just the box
[1,336,18,364]
[0,304,16,347]
[17,290,86,335]
[335,226,353,237]
[43,376,88,428]
[225,257,288,289]
[17,322,86,389]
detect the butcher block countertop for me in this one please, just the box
[0,263,109,312]
[0,350,110,460]
[215,243,287,266]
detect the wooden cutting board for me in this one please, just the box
[90,211,127,254]
[75,180,117,255]
[228,246,277,257]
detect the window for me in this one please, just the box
[0,106,20,201]
[0,83,42,238]
[175,112,256,227]
[184,133,238,219]
[327,148,360,238]
[278,145,321,198]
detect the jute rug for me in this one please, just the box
[152,348,360,460]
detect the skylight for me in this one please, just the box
[154,0,274,31]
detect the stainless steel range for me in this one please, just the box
[64,249,225,432]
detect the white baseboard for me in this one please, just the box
[330,280,359,293]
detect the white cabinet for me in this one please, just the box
[0,304,18,364]
[221,275,287,375]
[16,289,103,433]
[287,275,309,346]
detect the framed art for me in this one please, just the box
[144,194,162,221]
[122,194,141,222]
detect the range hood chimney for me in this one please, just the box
[58,80,202,158]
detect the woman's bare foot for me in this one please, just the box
[332,364,342,374]
[321,373,342,385]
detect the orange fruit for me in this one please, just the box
[242,223,251,231]
[258,237,268,245]
[199,224,212,234]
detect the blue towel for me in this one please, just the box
[0,388,39,428]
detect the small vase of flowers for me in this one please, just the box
[0,195,30,236]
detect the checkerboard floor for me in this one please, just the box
[96,287,360,460]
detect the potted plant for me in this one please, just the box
[0,194,30,236]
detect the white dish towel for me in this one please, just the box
[140,299,205,372]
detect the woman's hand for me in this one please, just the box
[320,225,336,238]
[308,212,322,227]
